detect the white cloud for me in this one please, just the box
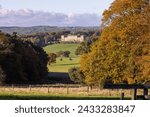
[0,7,101,27]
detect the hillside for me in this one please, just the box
[44,43,80,58]
[43,43,80,72]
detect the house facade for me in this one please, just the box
[61,35,85,42]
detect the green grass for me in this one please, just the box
[48,57,79,72]
[0,92,129,100]
[43,43,80,58]
[43,43,80,72]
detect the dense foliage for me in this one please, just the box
[75,31,100,55]
[80,0,150,86]
[68,67,85,84]
[18,28,100,47]
[0,31,49,84]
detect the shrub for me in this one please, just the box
[48,53,57,65]
[63,51,70,57]
[68,67,85,84]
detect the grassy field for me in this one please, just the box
[43,43,80,58]
[0,94,126,100]
[43,43,80,72]
[48,57,79,72]
[0,86,133,100]
[0,92,125,100]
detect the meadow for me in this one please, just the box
[43,43,80,72]
[0,86,132,100]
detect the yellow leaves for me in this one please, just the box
[84,76,94,86]
[143,64,150,77]
[80,54,93,85]
[139,55,150,80]
[80,0,150,86]
[127,77,136,84]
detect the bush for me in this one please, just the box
[68,67,85,84]
[63,51,70,57]
[48,53,57,65]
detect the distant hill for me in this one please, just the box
[43,43,80,72]
[0,26,100,35]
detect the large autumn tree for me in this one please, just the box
[80,0,150,86]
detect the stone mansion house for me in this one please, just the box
[61,35,85,42]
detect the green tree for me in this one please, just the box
[75,33,99,55]
[48,53,57,65]
[63,51,71,57]
[0,32,49,84]
[68,67,85,84]
[0,66,6,84]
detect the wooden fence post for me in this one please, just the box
[67,86,69,94]
[90,85,92,91]
[48,87,50,93]
[129,90,131,96]
[143,88,148,99]
[87,86,90,93]
[120,89,124,100]
[12,84,14,90]
[109,90,111,96]
[131,88,137,100]
[143,88,148,96]
[29,85,31,92]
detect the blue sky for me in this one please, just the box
[0,0,114,26]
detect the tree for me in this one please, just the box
[48,53,57,65]
[63,51,70,57]
[0,32,49,84]
[75,34,99,55]
[12,32,18,40]
[75,41,91,55]
[68,67,85,84]
[80,0,150,86]
[0,32,9,43]
[0,66,6,84]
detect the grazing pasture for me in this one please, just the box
[0,84,135,100]
[43,43,80,72]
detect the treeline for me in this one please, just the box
[0,31,49,84]
[20,30,100,47]
[0,26,100,47]
[0,26,100,35]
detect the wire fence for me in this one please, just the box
[1,84,148,97]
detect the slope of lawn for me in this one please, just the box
[43,43,80,72]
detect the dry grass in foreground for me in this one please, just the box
[0,85,147,100]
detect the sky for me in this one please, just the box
[0,0,114,27]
